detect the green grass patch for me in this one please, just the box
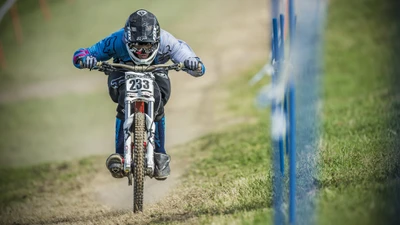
[317,0,400,224]
[184,121,272,214]
[0,155,101,207]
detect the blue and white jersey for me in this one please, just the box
[73,29,205,77]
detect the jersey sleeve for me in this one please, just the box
[160,30,206,77]
[72,29,124,69]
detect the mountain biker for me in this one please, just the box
[72,9,205,180]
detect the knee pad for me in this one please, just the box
[109,88,119,103]
[108,72,125,103]
[118,86,125,108]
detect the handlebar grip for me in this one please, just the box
[78,60,103,70]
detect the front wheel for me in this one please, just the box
[133,112,146,213]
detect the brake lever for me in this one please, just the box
[169,62,184,71]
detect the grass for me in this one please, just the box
[0,156,101,208]
[317,0,400,224]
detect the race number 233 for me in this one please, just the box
[129,79,150,90]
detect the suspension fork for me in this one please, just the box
[123,101,145,174]
[133,101,155,176]
[145,101,155,176]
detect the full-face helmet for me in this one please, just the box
[123,9,160,65]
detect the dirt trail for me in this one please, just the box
[0,1,269,224]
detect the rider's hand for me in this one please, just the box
[184,57,200,71]
[81,55,97,70]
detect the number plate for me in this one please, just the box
[126,77,154,97]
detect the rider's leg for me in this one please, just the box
[154,115,171,180]
[115,117,124,155]
[153,72,171,180]
[105,117,125,178]
[154,115,166,154]
[105,71,125,178]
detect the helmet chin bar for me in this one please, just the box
[126,43,159,65]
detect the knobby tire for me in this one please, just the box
[133,112,146,213]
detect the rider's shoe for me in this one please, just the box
[154,152,170,180]
[106,153,125,178]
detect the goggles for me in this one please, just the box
[128,42,157,54]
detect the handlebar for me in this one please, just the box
[80,61,185,73]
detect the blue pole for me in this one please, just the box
[272,18,279,69]
[278,14,285,175]
[272,17,284,225]
[289,0,295,47]
[279,137,284,175]
[280,14,285,59]
[284,94,289,155]
[288,0,296,224]
[272,18,281,172]
[280,13,290,157]
[289,81,296,225]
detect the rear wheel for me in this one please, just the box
[133,112,146,213]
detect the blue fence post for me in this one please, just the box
[288,0,296,224]
[272,18,279,73]
[280,12,290,158]
[272,17,284,225]
[288,82,296,225]
[278,14,285,176]
[285,94,289,155]
[289,0,295,48]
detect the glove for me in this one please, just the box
[81,55,97,70]
[184,57,200,71]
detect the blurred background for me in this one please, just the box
[0,0,269,167]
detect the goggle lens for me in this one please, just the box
[128,43,155,54]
